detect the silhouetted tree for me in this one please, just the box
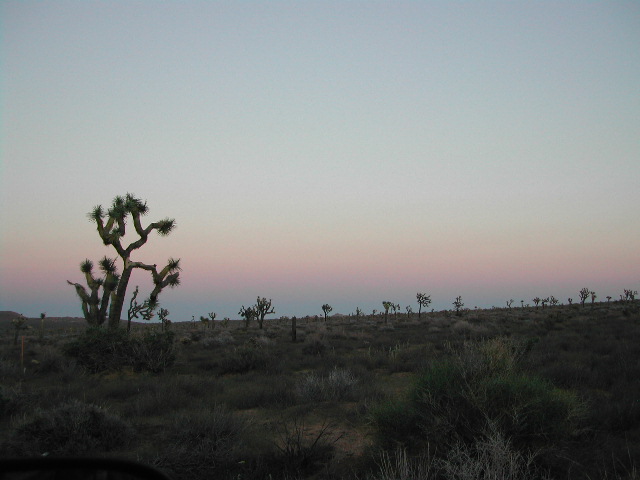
[579,288,590,307]
[382,301,393,324]
[68,194,180,329]
[239,305,256,329]
[416,293,432,319]
[453,296,464,316]
[254,297,275,329]
[322,304,333,322]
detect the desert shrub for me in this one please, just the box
[302,333,329,356]
[0,355,21,381]
[0,385,23,418]
[129,330,175,373]
[3,399,134,456]
[272,416,342,476]
[157,406,245,479]
[296,367,359,402]
[223,375,296,409]
[373,448,435,480]
[480,372,585,446]
[439,426,544,480]
[202,330,235,347]
[63,327,132,372]
[63,327,175,373]
[32,346,81,377]
[369,399,422,450]
[388,345,429,373]
[372,338,585,458]
[218,341,278,374]
[116,376,223,417]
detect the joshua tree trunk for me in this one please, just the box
[109,265,133,328]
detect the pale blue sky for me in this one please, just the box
[1,1,639,321]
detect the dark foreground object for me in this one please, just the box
[0,458,172,480]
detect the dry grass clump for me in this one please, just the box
[155,405,246,480]
[439,426,546,480]
[2,399,134,457]
[271,416,344,477]
[302,332,330,356]
[373,448,435,480]
[296,367,359,402]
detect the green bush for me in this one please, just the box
[3,399,134,456]
[63,327,175,373]
[411,360,482,448]
[372,338,585,457]
[480,372,584,445]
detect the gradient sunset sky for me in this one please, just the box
[1,1,638,321]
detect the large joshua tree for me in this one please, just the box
[67,194,181,329]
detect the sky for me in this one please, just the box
[1,1,639,322]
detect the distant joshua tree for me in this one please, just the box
[12,315,27,346]
[239,305,256,329]
[623,289,637,302]
[533,297,541,309]
[506,299,514,309]
[550,296,559,307]
[322,304,333,322]
[39,312,46,339]
[406,305,413,319]
[254,297,275,329]
[590,291,597,306]
[67,194,180,329]
[382,301,394,324]
[355,307,363,321]
[568,298,573,305]
[453,296,464,316]
[541,297,549,309]
[416,293,432,319]
[393,303,400,321]
[579,288,590,307]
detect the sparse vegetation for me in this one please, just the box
[1,296,638,479]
